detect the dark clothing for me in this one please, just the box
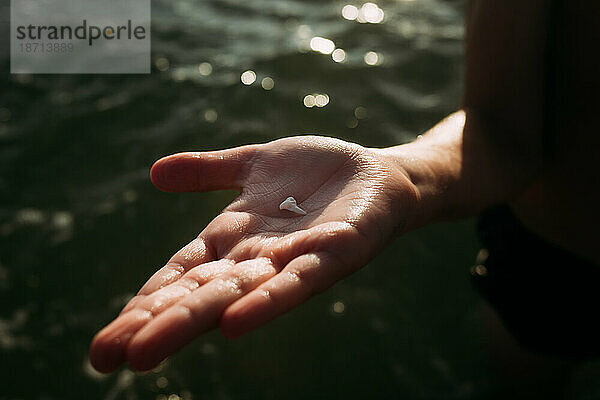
[471,205,600,359]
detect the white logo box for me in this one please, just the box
[11,0,150,74]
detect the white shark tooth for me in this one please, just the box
[279,196,307,216]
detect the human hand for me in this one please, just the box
[89,135,419,373]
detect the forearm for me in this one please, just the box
[375,1,549,233]
[375,109,542,233]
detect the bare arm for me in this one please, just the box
[90,1,551,373]
[379,0,549,232]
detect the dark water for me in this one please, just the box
[1,0,599,399]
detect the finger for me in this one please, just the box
[128,210,259,309]
[137,237,214,296]
[120,237,214,316]
[90,259,235,373]
[129,259,235,317]
[89,309,153,374]
[125,257,278,371]
[219,252,347,339]
[199,211,262,261]
[150,144,258,192]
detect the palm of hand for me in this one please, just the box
[90,136,411,373]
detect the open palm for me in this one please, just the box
[90,135,417,372]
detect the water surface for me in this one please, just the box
[1,0,599,398]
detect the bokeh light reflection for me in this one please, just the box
[332,48,346,63]
[240,70,257,85]
[261,77,275,90]
[310,37,335,55]
[303,94,329,108]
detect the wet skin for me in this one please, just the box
[90,136,419,372]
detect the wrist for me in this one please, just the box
[372,111,467,233]
[371,146,426,235]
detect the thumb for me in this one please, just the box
[150,144,258,192]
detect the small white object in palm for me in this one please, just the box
[279,196,307,215]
